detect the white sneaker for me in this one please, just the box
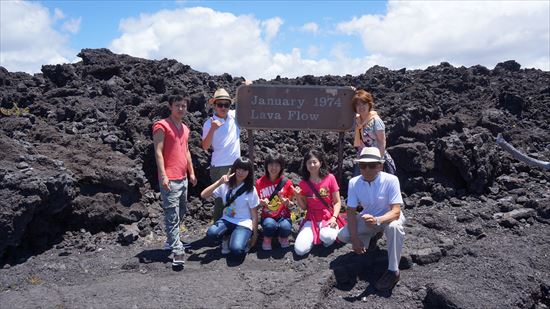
[172,253,185,267]
[221,239,230,255]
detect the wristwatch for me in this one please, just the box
[375,217,381,226]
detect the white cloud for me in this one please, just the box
[337,0,550,70]
[54,8,64,20]
[307,45,319,58]
[0,1,76,73]
[300,22,319,34]
[110,7,272,78]
[267,48,383,78]
[5,1,546,79]
[62,17,82,34]
[262,17,283,42]
[330,42,351,60]
[108,7,380,79]
[110,2,549,80]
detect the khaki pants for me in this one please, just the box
[209,165,232,221]
[338,212,405,271]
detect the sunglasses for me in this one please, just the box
[216,102,231,108]
[359,162,380,169]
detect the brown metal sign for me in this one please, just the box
[235,84,355,131]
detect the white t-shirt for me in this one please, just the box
[202,110,241,167]
[213,182,259,230]
[346,172,403,217]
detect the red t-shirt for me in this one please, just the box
[255,175,294,219]
[152,118,189,180]
[299,173,344,245]
[298,173,339,222]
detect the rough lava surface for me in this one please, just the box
[0,49,549,308]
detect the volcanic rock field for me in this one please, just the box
[0,48,549,308]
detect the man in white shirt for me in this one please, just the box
[202,88,241,221]
[338,147,406,291]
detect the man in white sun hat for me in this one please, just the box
[202,88,241,221]
[338,146,406,291]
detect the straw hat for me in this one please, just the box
[208,88,232,104]
[354,147,385,163]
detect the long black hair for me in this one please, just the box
[300,149,329,180]
[228,157,255,192]
[264,153,286,179]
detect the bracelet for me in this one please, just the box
[332,215,337,219]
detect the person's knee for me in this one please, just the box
[206,227,218,240]
[206,224,224,240]
[278,219,292,236]
[206,231,216,241]
[294,243,310,256]
[262,219,277,237]
[262,218,277,230]
[229,242,247,255]
[278,226,292,238]
[319,230,337,245]
[279,219,292,230]
[293,235,311,255]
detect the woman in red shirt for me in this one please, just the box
[294,149,345,256]
[256,153,295,250]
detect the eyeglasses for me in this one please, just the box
[359,162,380,169]
[216,103,231,108]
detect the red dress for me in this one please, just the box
[298,173,346,244]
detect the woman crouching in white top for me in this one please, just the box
[201,157,259,256]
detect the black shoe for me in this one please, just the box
[375,270,400,291]
[172,253,185,267]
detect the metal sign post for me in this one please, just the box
[248,129,255,164]
[337,132,345,183]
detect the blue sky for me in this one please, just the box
[40,1,387,59]
[1,0,549,79]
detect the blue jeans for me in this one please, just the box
[262,217,292,238]
[207,219,252,255]
[159,179,188,256]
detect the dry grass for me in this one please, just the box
[26,276,43,285]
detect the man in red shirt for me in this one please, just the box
[153,94,197,267]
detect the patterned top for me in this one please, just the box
[256,175,294,219]
[357,116,385,150]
